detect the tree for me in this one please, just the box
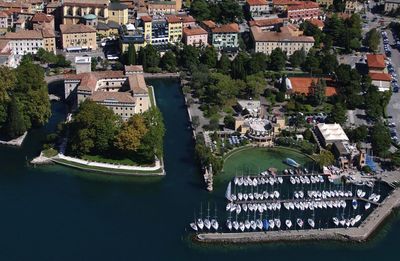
[268,48,286,71]
[114,114,148,152]
[328,103,347,125]
[245,72,266,98]
[320,53,338,74]
[138,45,160,71]
[138,108,165,161]
[347,125,368,142]
[68,100,120,156]
[302,53,320,73]
[332,0,346,12]
[231,52,248,80]
[160,50,177,72]
[179,45,200,69]
[55,54,71,67]
[5,97,26,139]
[300,21,323,46]
[127,43,137,65]
[223,115,235,129]
[200,46,217,68]
[371,122,391,157]
[217,53,231,74]
[91,57,98,71]
[0,66,16,128]
[247,52,268,74]
[364,28,380,52]
[36,48,57,64]
[190,0,211,21]
[317,150,335,169]
[312,79,326,106]
[289,49,306,68]
[219,0,243,23]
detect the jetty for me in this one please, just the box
[196,184,400,243]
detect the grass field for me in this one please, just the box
[218,147,315,183]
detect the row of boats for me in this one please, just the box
[232,174,326,188]
[289,175,325,185]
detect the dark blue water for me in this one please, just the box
[0,79,399,260]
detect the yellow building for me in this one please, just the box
[166,15,182,43]
[108,2,128,25]
[62,0,109,25]
[60,24,97,51]
[142,15,153,45]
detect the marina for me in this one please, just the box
[190,163,400,243]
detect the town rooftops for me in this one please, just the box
[31,12,54,23]
[202,20,240,33]
[369,72,392,81]
[90,91,136,104]
[309,18,324,29]
[108,2,128,10]
[141,15,152,22]
[248,18,284,27]
[60,24,96,34]
[247,0,268,5]
[183,26,208,36]
[288,1,320,10]
[128,74,148,94]
[63,0,108,8]
[366,54,386,69]
[287,77,337,96]
[251,26,314,42]
[273,0,301,6]
[0,11,7,18]
[165,15,184,23]
[3,29,54,39]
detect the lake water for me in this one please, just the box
[0,79,399,260]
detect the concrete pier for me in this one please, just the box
[196,186,400,243]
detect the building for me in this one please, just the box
[332,141,360,169]
[308,18,324,30]
[166,15,182,43]
[316,0,333,7]
[147,1,177,15]
[384,0,400,12]
[366,54,391,92]
[119,22,146,53]
[182,26,208,47]
[248,18,284,31]
[1,29,56,55]
[285,77,337,97]
[108,1,128,25]
[251,25,314,55]
[64,69,151,120]
[345,0,363,14]
[314,123,349,147]
[272,0,300,11]
[237,100,261,117]
[201,20,240,51]
[0,39,19,67]
[287,1,320,21]
[60,24,97,51]
[30,12,54,30]
[246,0,271,18]
[75,56,92,74]
[0,10,7,31]
[62,0,109,25]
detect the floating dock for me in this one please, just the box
[196,186,400,243]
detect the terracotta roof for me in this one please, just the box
[65,71,125,91]
[183,26,207,36]
[141,15,152,22]
[309,18,324,29]
[31,12,54,23]
[41,29,55,38]
[46,2,62,8]
[178,15,196,24]
[288,1,320,10]
[247,0,268,6]
[202,20,239,33]
[251,26,314,42]
[3,29,45,39]
[249,18,284,27]
[0,11,7,18]
[90,91,136,104]
[0,1,30,9]
[369,72,391,81]
[0,39,10,51]
[272,0,300,6]
[366,54,386,69]
[60,24,96,34]
[166,15,182,23]
[288,77,337,96]
[128,74,148,94]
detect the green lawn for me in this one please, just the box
[42,148,58,157]
[218,147,315,183]
[52,158,164,175]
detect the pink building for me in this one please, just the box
[287,1,320,21]
[183,26,208,47]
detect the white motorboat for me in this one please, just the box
[368,193,376,201]
[226,220,232,231]
[244,220,251,230]
[226,203,232,211]
[290,177,296,185]
[373,194,381,203]
[190,222,198,231]
[256,219,263,230]
[365,202,371,210]
[308,218,315,228]
[354,215,362,223]
[239,222,245,232]
[243,193,248,201]
[233,221,239,231]
[339,219,346,226]
[238,192,243,201]
[285,219,292,229]
[278,177,284,184]
[197,219,204,230]
[211,219,219,230]
[242,203,248,212]
[204,218,211,230]
[332,217,339,226]
[250,220,257,230]
[236,204,242,215]
[352,199,358,210]
[269,219,275,229]
[296,218,304,228]
[275,219,281,229]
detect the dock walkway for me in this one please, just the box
[196,186,400,243]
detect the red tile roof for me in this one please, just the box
[366,54,386,69]
[31,12,54,23]
[141,15,152,22]
[183,26,208,36]
[288,77,337,96]
[202,20,239,33]
[247,0,268,6]
[288,1,319,10]
[0,11,7,18]
[248,18,284,27]
[369,72,391,81]
[273,0,300,6]
[309,18,324,29]
[90,91,136,104]
[166,15,183,23]
[60,24,96,34]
